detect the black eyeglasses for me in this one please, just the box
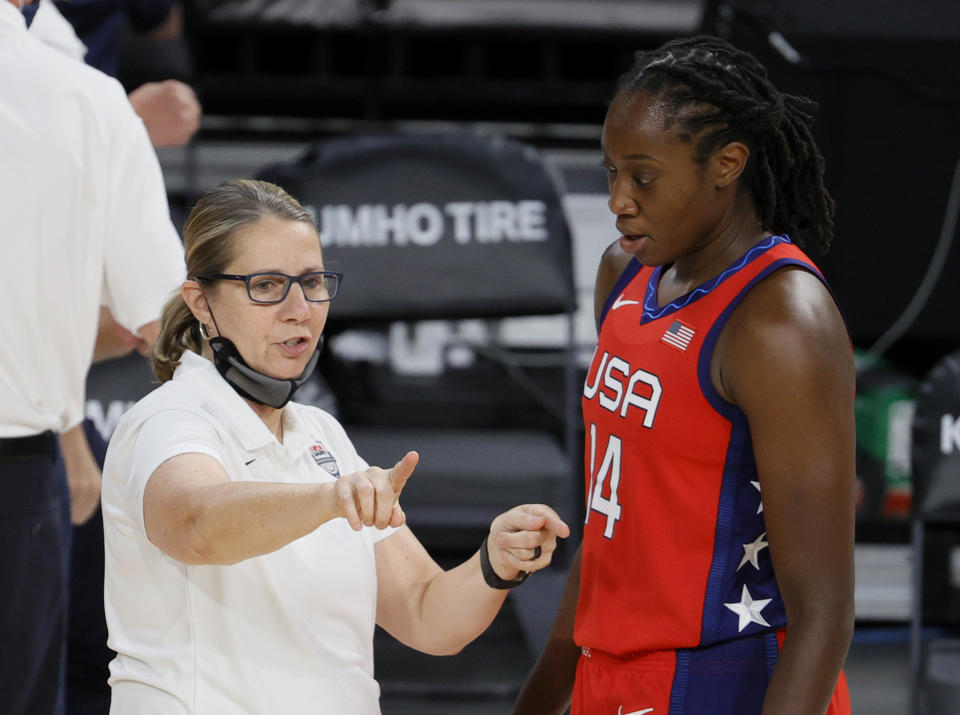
[195,271,343,304]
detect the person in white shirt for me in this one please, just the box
[0,0,186,712]
[25,4,201,711]
[101,178,570,714]
[27,0,202,149]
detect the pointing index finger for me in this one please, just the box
[520,504,571,538]
[388,451,419,496]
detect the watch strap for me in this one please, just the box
[479,535,529,589]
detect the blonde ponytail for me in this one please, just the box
[149,292,203,383]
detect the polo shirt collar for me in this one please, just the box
[0,1,28,32]
[174,350,278,452]
[280,407,314,458]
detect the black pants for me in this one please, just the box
[0,434,66,715]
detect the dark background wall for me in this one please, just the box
[712,0,960,376]
[170,0,960,376]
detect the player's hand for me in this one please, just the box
[58,426,102,525]
[128,79,202,148]
[334,451,418,531]
[93,307,148,363]
[66,458,102,525]
[486,505,570,580]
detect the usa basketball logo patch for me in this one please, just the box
[309,441,340,478]
[661,319,696,351]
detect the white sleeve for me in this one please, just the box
[29,0,87,62]
[101,84,185,334]
[127,408,224,533]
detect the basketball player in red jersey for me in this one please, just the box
[513,36,854,715]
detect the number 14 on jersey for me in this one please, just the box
[585,423,622,539]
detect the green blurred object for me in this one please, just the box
[855,349,917,520]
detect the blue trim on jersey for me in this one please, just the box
[696,254,826,645]
[669,650,692,715]
[764,631,780,679]
[697,256,821,420]
[642,235,790,324]
[670,633,776,713]
[598,258,644,328]
[699,411,751,641]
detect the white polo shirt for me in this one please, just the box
[0,1,185,436]
[101,351,396,714]
[28,0,87,62]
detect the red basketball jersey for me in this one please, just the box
[576,235,826,654]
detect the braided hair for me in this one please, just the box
[618,35,835,254]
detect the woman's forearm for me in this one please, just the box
[376,505,569,656]
[394,549,508,656]
[165,479,339,565]
[382,544,577,666]
[146,453,413,566]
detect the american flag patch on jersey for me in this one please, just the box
[661,319,696,351]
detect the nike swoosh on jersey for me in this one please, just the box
[618,708,654,715]
[611,293,641,310]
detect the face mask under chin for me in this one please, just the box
[207,335,320,409]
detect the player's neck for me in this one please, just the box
[663,216,767,304]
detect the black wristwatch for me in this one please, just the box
[479,535,529,589]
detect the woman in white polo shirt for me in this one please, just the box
[100,178,570,714]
